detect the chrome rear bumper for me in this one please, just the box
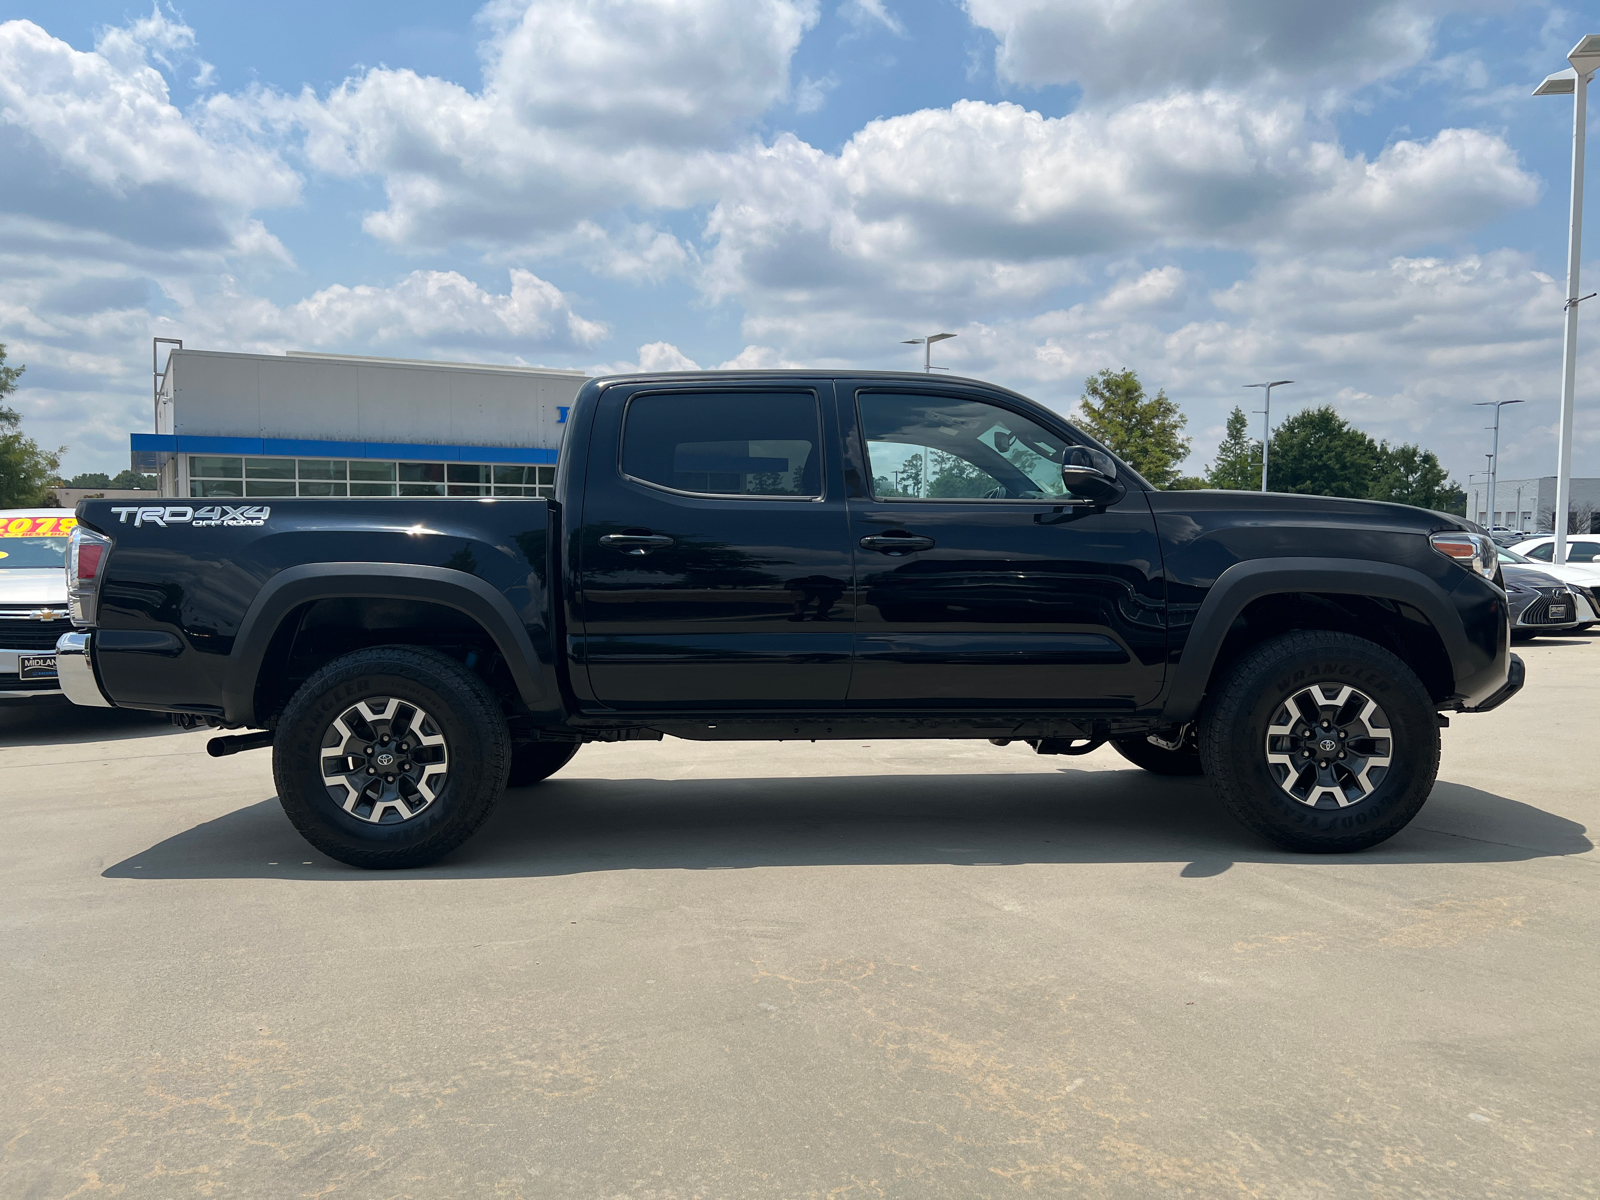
[54,631,112,708]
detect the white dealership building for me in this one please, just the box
[133,346,589,500]
[1464,475,1600,533]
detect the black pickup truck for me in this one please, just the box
[57,371,1522,867]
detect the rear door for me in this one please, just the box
[575,382,854,710]
[841,384,1166,708]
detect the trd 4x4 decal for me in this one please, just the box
[110,505,271,528]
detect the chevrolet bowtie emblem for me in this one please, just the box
[31,609,68,621]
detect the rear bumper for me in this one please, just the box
[1461,653,1524,714]
[54,631,113,708]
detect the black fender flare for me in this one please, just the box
[1160,557,1471,723]
[223,562,558,725]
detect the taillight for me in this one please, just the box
[1429,531,1496,580]
[66,526,112,627]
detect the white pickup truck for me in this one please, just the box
[0,510,75,702]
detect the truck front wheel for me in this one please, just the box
[1198,631,1440,853]
[272,646,510,869]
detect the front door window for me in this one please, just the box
[860,393,1073,502]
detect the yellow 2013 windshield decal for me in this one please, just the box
[0,516,77,537]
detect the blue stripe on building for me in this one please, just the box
[132,433,558,465]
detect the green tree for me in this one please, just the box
[1266,406,1377,498]
[1205,405,1260,490]
[873,451,923,498]
[67,472,113,488]
[109,469,157,490]
[0,344,64,508]
[1369,442,1457,511]
[927,449,993,497]
[1074,368,1191,488]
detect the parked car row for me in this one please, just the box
[1466,532,1600,637]
[1499,537,1600,639]
[0,510,73,702]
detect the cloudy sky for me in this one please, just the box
[1,0,1596,485]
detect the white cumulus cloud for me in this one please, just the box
[0,14,297,260]
[962,0,1512,102]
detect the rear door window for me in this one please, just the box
[621,391,822,498]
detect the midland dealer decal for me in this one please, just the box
[111,505,271,528]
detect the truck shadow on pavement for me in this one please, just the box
[0,701,179,747]
[104,769,1591,881]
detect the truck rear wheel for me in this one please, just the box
[1111,734,1203,776]
[272,646,509,869]
[1198,631,1440,853]
[507,741,580,787]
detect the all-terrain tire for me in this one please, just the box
[1111,735,1204,776]
[272,646,509,869]
[1197,631,1440,853]
[507,741,581,787]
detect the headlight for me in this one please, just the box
[1430,531,1497,579]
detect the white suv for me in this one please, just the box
[0,509,75,701]
[1509,535,1600,565]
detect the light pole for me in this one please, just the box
[1244,380,1294,491]
[1474,398,1524,530]
[1534,34,1600,561]
[901,332,957,372]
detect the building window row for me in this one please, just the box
[188,456,556,499]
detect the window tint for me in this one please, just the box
[858,393,1072,501]
[1569,540,1600,562]
[622,392,821,497]
[1525,543,1553,561]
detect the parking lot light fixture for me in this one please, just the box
[1244,380,1294,491]
[1475,399,1524,531]
[901,332,957,373]
[1534,34,1600,563]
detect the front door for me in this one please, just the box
[576,383,854,710]
[843,386,1166,708]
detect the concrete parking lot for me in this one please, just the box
[2,641,1596,1199]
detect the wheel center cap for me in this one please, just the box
[1318,738,1337,752]
[376,752,396,767]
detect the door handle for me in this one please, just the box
[859,532,935,555]
[599,533,675,555]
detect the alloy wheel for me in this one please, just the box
[319,696,450,823]
[1264,683,1392,809]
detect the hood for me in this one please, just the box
[1149,487,1470,535]
[0,568,67,605]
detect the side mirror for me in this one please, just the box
[1060,446,1126,505]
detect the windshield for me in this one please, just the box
[1497,548,1533,564]
[0,516,75,569]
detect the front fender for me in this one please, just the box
[1159,557,1505,722]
